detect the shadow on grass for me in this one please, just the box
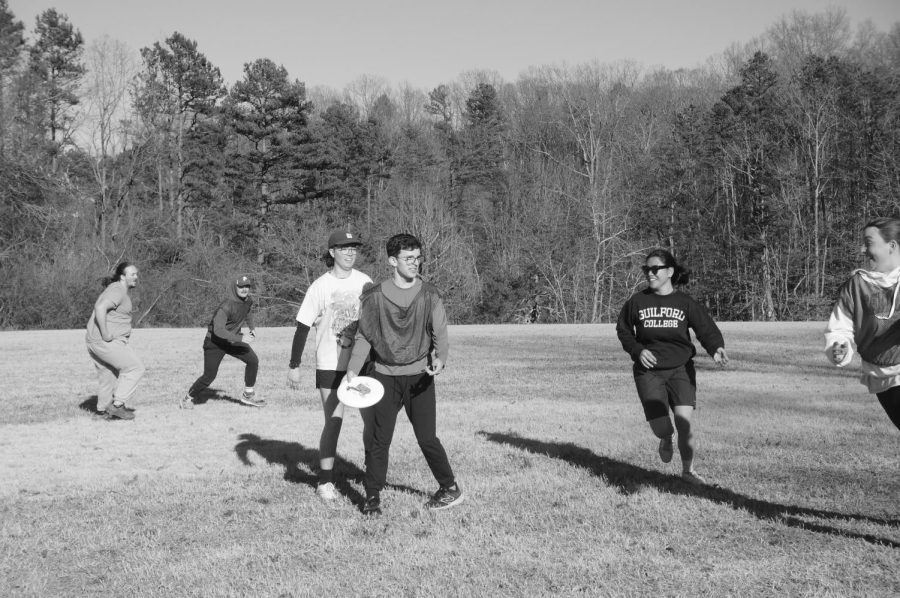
[233,433,429,510]
[480,431,900,549]
[191,388,244,406]
[78,395,101,414]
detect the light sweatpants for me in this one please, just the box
[87,337,146,411]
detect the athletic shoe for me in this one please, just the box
[316,482,338,501]
[179,394,194,410]
[240,390,265,407]
[105,403,135,421]
[658,436,674,463]
[425,484,465,510]
[362,495,381,516]
[682,471,706,485]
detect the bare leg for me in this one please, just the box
[647,415,675,463]
[673,405,697,474]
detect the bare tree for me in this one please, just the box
[80,35,141,247]
[343,74,388,120]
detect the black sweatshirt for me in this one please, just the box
[207,283,255,344]
[616,289,724,369]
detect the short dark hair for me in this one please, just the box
[864,217,900,245]
[645,249,689,285]
[386,233,421,258]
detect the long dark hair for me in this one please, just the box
[101,261,133,287]
[645,249,690,285]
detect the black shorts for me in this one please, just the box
[315,370,347,390]
[633,362,697,421]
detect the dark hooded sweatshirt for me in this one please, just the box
[206,283,255,344]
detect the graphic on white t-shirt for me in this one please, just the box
[296,269,372,371]
[330,289,362,342]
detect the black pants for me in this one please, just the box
[187,336,258,397]
[361,370,455,495]
[876,386,900,431]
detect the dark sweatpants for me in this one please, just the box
[187,336,258,397]
[876,386,900,431]
[361,370,455,495]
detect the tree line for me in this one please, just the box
[0,3,898,329]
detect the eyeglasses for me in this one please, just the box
[641,265,669,275]
[397,255,425,265]
[335,246,359,254]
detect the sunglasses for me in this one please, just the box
[641,265,670,275]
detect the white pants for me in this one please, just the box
[86,337,146,411]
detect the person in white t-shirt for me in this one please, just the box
[287,229,373,500]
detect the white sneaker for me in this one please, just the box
[658,437,674,463]
[316,482,338,500]
[682,471,707,485]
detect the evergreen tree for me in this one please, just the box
[23,9,84,167]
[135,32,225,238]
[222,58,316,264]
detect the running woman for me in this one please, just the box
[287,229,373,501]
[616,249,728,484]
[825,217,900,432]
[182,275,262,408]
[86,262,146,420]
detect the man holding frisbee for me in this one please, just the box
[346,233,463,515]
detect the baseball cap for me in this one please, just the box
[236,275,254,287]
[328,229,361,248]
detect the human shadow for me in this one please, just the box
[480,431,900,548]
[191,388,243,406]
[233,433,428,509]
[78,395,101,414]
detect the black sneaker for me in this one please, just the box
[240,390,265,407]
[425,484,464,510]
[362,495,381,516]
[106,402,135,421]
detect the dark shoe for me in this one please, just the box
[362,495,381,516]
[106,402,135,420]
[179,394,194,410]
[425,484,465,510]
[658,436,674,463]
[240,389,265,407]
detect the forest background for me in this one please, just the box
[0,3,898,329]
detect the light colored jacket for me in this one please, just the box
[825,267,900,393]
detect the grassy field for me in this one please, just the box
[0,322,897,597]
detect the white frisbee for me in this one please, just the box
[337,376,384,408]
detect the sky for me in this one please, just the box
[7,0,900,91]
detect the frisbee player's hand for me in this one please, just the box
[102,333,113,342]
[639,349,656,369]
[713,347,729,366]
[287,367,301,390]
[425,357,444,376]
[241,332,255,345]
[345,370,357,383]
[830,341,848,365]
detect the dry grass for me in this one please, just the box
[0,322,897,597]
